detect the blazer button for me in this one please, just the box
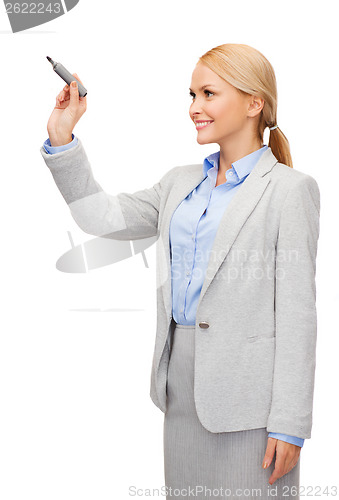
[199,321,209,329]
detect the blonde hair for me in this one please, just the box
[198,43,293,168]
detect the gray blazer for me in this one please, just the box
[40,139,320,440]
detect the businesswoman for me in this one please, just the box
[41,43,320,499]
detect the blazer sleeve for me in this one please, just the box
[266,175,320,439]
[40,137,178,241]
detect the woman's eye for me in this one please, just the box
[189,90,214,99]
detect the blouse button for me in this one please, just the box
[199,321,210,329]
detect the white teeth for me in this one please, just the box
[196,121,212,127]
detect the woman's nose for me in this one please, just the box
[190,100,203,116]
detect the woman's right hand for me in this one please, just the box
[47,72,87,147]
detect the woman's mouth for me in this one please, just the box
[195,120,214,130]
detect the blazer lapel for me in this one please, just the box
[159,147,279,321]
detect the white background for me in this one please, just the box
[0,0,337,498]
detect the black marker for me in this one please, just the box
[46,56,87,97]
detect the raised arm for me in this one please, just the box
[40,137,177,240]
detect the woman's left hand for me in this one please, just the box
[262,437,301,485]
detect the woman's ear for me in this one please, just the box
[248,96,265,118]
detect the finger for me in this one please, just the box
[58,92,68,104]
[56,93,63,104]
[60,89,70,102]
[70,73,87,107]
[269,453,288,485]
[285,463,294,475]
[55,96,65,108]
[72,73,87,103]
[286,455,298,475]
[69,80,79,110]
[72,72,84,86]
[262,437,277,469]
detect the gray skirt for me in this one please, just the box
[163,323,300,500]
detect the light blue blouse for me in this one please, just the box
[170,146,267,325]
[43,136,305,447]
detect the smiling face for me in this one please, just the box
[189,62,259,146]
